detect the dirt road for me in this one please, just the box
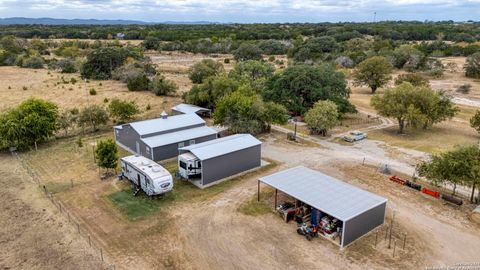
[0,154,106,270]
[168,134,480,269]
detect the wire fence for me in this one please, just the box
[12,151,116,270]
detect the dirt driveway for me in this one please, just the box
[165,133,480,270]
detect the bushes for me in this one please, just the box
[233,43,263,61]
[150,74,177,96]
[108,98,139,123]
[465,52,480,79]
[395,73,429,87]
[457,84,472,94]
[189,59,224,84]
[81,46,143,79]
[58,58,77,73]
[127,74,150,91]
[21,56,45,69]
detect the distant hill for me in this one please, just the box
[0,17,217,25]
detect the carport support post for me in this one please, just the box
[257,180,260,202]
[274,189,277,209]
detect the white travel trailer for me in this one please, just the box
[178,152,202,179]
[120,155,173,196]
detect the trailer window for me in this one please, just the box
[178,142,185,148]
[179,160,187,170]
[146,146,150,155]
[189,139,195,145]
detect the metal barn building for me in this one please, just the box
[114,112,218,161]
[178,134,262,188]
[171,103,211,117]
[258,166,387,248]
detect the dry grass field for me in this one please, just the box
[2,51,480,270]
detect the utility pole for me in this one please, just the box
[373,12,377,23]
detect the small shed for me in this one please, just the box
[171,103,211,117]
[258,166,387,248]
[178,134,262,188]
[114,113,218,161]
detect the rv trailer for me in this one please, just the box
[120,155,173,196]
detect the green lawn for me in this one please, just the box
[105,159,278,221]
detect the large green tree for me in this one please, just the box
[183,74,240,109]
[418,145,480,202]
[189,59,224,84]
[263,64,352,115]
[214,88,287,134]
[353,56,392,93]
[0,98,58,150]
[371,82,457,133]
[304,100,339,135]
[228,60,274,91]
[81,46,143,79]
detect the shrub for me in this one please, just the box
[395,73,429,87]
[457,84,472,94]
[58,58,78,73]
[224,58,230,64]
[95,139,118,171]
[127,74,150,91]
[112,62,147,83]
[89,88,97,95]
[22,56,44,69]
[465,52,480,79]
[233,43,263,61]
[108,98,139,123]
[150,74,177,96]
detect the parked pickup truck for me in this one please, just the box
[343,131,367,142]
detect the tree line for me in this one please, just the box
[2,22,480,42]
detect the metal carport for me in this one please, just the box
[258,166,387,248]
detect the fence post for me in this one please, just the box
[403,233,407,250]
[88,235,91,247]
[100,248,104,262]
[375,230,378,247]
[393,240,397,257]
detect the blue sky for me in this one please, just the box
[0,0,479,22]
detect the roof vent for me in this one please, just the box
[160,111,168,119]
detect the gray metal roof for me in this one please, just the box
[179,134,261,160]
[129,113,205,136]
[172,103,210,115]
[259,166,387,221]
[141,126,217,148]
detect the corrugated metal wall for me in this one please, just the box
[342,202,386,247]
[201,145,261,186]
[152,133,218,161]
